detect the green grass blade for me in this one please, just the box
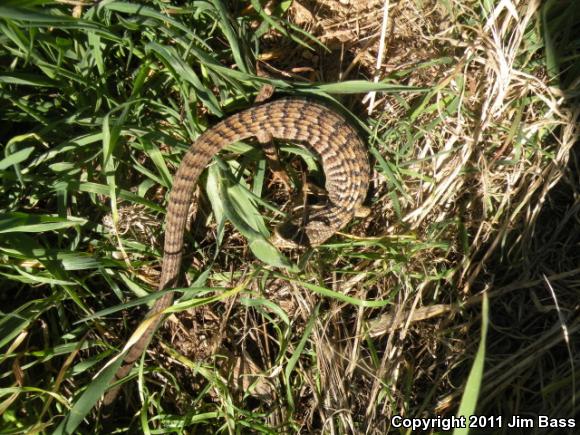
[454,292,489,435]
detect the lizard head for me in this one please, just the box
[269,208,345,249]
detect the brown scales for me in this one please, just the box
[102,97,370,405]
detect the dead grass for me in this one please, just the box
[257,0,579,431]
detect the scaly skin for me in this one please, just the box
[102,97,370,404]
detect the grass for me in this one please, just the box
[0,0,578,433]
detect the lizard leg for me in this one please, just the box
[355,205,371,218]
[256,130,292,190]
[253,82,293,190]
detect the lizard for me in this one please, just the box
[102,97,370,405]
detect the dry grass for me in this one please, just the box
[252,0,580,430]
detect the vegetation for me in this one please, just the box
[0,0,578,433]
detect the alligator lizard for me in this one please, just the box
[102,97,370,404]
